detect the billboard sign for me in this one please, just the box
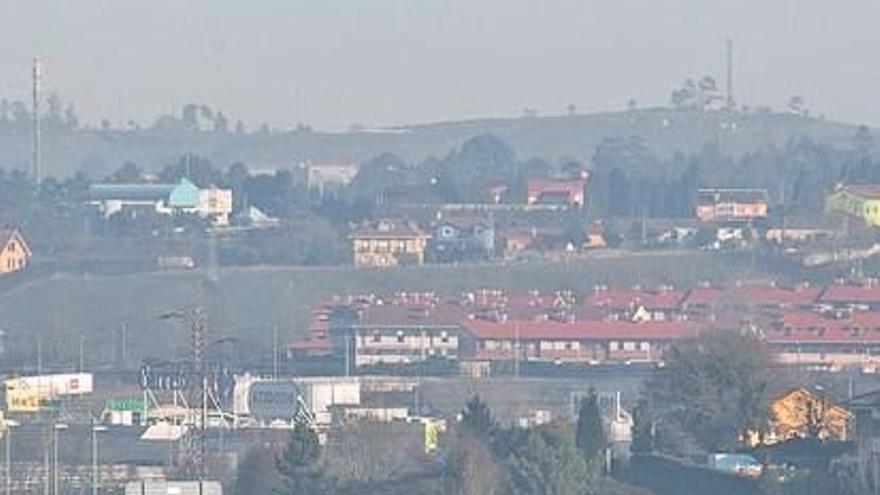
[105,398,146,412]
[5,373,93,399]
[247,381,301,421]
[6,388,40,412]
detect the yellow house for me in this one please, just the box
[747,387,851,446]
[826,185,880,227]
[351,219,429,268]
[0,228,31,275]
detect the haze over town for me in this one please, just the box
[3,1,880,128]
[6,2,880,495]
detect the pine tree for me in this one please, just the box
[630,398,654,454]
[575,388,607,463]
[461,394,494,434]
[276,421,330,495]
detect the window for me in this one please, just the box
[7,242,14,252]
[440,331,449,344]
[372,333,381,343]
[623,341,636,351]
[396,331,405,344]
[609,341,619,351]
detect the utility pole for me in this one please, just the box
[514,321,520,378]
[91,422,106,495]
[272,325,278,378]
[159,306,207,480]
[79,336,85,372]
[42,428,48,495]
[121,323,128,364]
[52,423,67,495]
[4,425,9,495]
[32,57,42,183]
[5,420,17,495]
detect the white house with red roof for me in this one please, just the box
[526,178,587,207]
[0,227,31,275]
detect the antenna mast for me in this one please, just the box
[725,38,735,112]
[32,57,42,183]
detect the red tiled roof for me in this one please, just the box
[357,302,468,327]
[585,287,685,310]
[287,338,333,351]
[682,284,819,307]
[840,184,880,200]
[351,219,428,239]
[697,188,768,205]
[766,311,880,343]
[682,286,725,306]
[765,330,880,343]
[820,283,880,303]
[732,284,821,306]
[460,319,701,341]
[526,178,587,195]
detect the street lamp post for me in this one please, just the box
[4,420,19,495]
[52,423,68,495]
[91,423,107,495]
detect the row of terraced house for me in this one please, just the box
[288,279,880,374]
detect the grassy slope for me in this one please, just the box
[0,251,757,368]
[0,108,859,177]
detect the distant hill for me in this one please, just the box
[0,107,862,179]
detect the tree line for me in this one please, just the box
[237,390,611,495]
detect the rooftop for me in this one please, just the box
[839,184,880,200]
[460,319,701,341]
[351,219,428,239]
[0,227,23,250]
[698,188,769,204]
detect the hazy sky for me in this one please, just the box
[2,0,879,129]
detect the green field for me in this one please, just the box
[0,251,758,371]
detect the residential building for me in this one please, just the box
[428,215,495,262]
[681,281,820,312]
[484,183,509,204]
[819,279,880,308]
[826,184,880,227]
[350,219,429,268]
[306,163,358,198]
[526,178,587,206]
[584,285,686,322]
[765,310,880,371]
[761,387,851,444]
[0,227,31,274]
[344,292,463,367]
[695,188,769,222]
[90,178,233,226]
[198,186,233,226]
[295,281,880,375]
[765,227,833,244]
[503,227,578,254]
[459,319,700,365]
[232,206,280,229]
